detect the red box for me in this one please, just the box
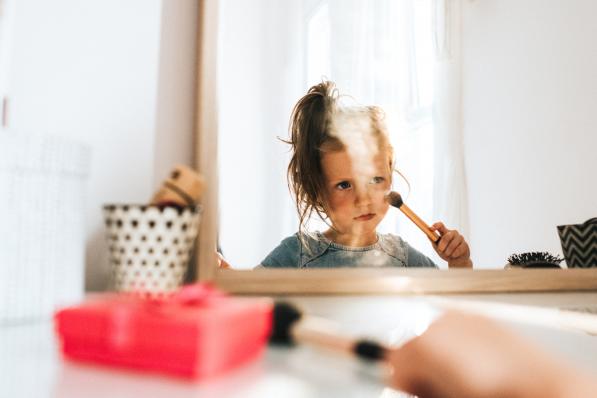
[54,284,273,379]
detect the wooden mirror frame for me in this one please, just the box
[192,0,597,295]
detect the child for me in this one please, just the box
[260,81,472,269]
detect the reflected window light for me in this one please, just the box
[412,0,434,111]
[306,2,331,85]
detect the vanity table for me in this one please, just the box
[3,292,597,398]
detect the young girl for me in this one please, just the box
[260,81,472,269]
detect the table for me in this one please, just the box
[2,293,597,398]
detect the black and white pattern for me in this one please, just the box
[103,204,201,294]
[557,218,597,268]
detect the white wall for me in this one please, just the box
[462,0,597,267]
[3,0,198,289]
[218,0,303,268]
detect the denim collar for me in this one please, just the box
[298,232,332,268]
[298,231,407,268]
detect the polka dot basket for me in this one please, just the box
[103,204,201,295]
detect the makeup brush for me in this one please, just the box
[385,191,440,243]
[271,302,389,362]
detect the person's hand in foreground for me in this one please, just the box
[386,311,596,398]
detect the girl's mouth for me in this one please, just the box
[354,213,375,221]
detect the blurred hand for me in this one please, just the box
[430,222,472,268]
[386,311,596,398]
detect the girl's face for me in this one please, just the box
[321,148,392,242]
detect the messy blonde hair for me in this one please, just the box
[285,81,397,239]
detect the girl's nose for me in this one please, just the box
[354,186,372,207]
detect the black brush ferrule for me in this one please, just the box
[270,302,303,345]
[353,340,386,361]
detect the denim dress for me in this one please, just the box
[259,231,438,268]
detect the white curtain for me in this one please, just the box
[432,0,469,241]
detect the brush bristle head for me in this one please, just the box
[270,302,302,345]
[507,251,563,268]
[385,191,403,208]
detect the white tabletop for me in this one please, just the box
[2,293,597,398]
[1,321,400,398]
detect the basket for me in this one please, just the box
[102,204,201,294]
[0,132,90,323]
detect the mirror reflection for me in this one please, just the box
[216,0,596,270]
[256,81,471,270]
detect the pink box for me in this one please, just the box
[54,284,272,379]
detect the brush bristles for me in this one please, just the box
[507,251,563,268]
[385,191,403,208]
[270,302,302,345]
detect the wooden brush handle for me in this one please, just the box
[292,317,354,354]
[292,316,390,360]
[399,203,440,243]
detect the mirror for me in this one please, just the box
[195,0,597,291]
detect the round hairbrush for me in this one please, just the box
[506,252,563,269]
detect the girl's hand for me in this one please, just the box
[216,251,231,269]
[430,222,472,268]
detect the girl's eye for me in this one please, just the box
[370,176,385,184]
[336,181,351,190]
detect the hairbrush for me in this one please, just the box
[385,191,440,243]
[506,251,563,269]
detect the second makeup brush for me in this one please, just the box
[271,302,389,361]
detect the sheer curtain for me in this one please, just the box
[218,0,467,268]
[432,0,469,243]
